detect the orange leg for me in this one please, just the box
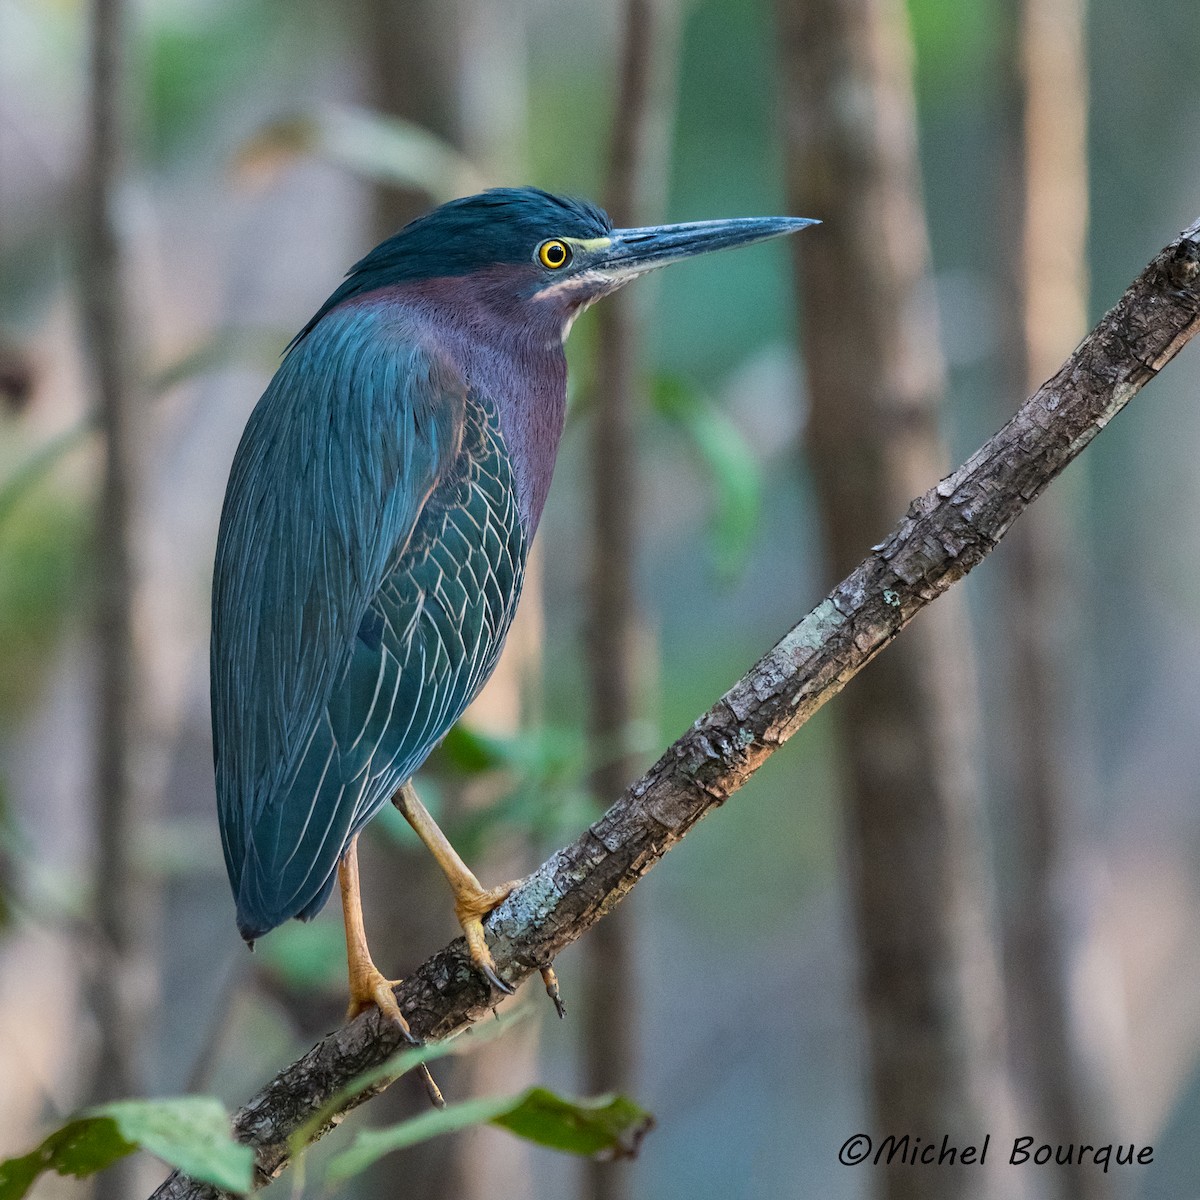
[339,835,444,1106]
[392,782,518,995]
[340,835,406,1023]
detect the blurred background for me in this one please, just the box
[2,0,1200,1197]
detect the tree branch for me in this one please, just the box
[151,217,1200,1199]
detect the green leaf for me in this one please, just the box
[438,724,510,775]
[236,105,484,202]
[431,724,597,855]
[326,1095,516,1185]
[326,1087,655,1184]
[0,1098,253,1200]
[98,1100,253,1192]
[289,1010,529,1156]
[0,1117,136,1199]
[650,374,763,583]
[491,1088,655,1159]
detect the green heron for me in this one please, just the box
[211,187,815,1038]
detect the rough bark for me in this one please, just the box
[80,0,151,1197]
[582,3,678,1199]
[996,3,1116,1196]
[775,1,1011,1196]
[148,218,1200,1199]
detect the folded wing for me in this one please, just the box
[210,304,467,937]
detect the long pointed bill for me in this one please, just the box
[586,215,819,284]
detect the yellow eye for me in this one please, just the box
[538,239,572,269]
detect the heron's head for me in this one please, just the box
[296,187,818,348]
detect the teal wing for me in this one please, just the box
[211,304,471,937]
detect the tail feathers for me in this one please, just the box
[231,761,363,940]
[234,855,341,943]
[228,748,387,942]
[296,868,341,923]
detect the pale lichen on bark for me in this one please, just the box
[150,217,1200,1200]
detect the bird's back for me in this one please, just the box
[212,301,529,940]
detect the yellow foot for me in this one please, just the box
[346,964,445,1108]
[346,962,409,1029]
[455,879,520,995]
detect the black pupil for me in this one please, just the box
[547,243,565,264]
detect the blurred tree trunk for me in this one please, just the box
[353,3,538,1198]
[996,3,1118,1197]
[582,4,678,1200]
[363,0,464,234]
[774,3,1013,1198]
[80,0,152,1196]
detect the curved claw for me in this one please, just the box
[348,974,445,1108]
[455,879,520,997]
[388,1009,422,1048]
[478,958,515,996]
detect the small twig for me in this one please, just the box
[149,217,1200,1199]
[539,964,566,1019]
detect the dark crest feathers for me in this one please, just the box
[290,187,612,349]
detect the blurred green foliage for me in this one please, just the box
[906,0,999,103]
[289,1016,523,1152]
[651,373,763,583]
[0,423,91,531]
[140,0,276,162]
[0,782,14,931]
[253,916,348,993]
[328,1086,654,1183]
[436,724,598,857]
[149,329,291,394]
[0,232,61,326]
[658,0,792,381]
[0,1097,253,1199]
[0,471,85,720]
